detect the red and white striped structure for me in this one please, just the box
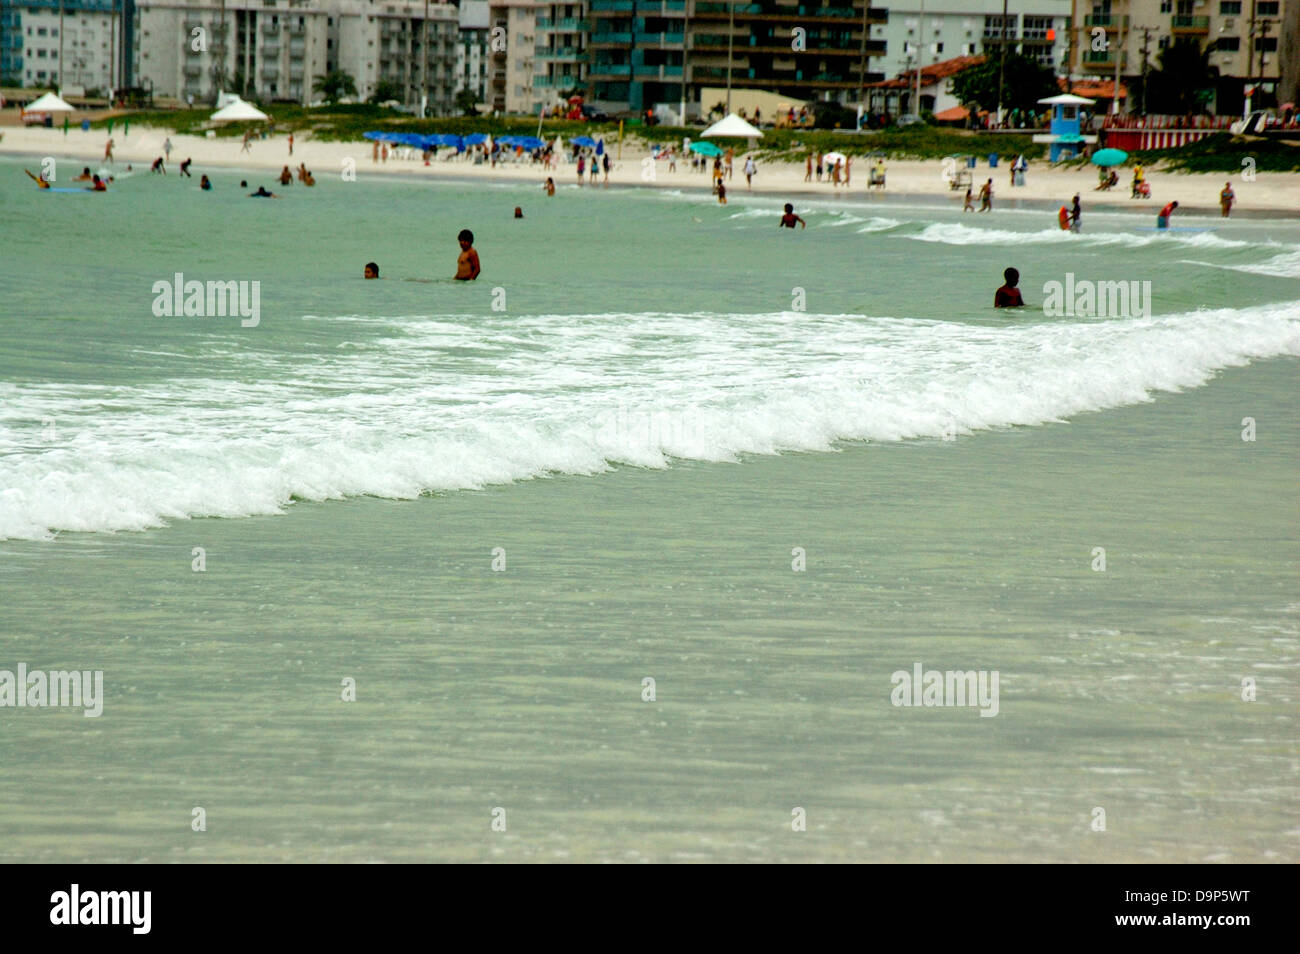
[1103,115,1235,151]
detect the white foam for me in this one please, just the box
[906,221,1271,250]
[3,303,1298,540]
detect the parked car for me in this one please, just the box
[895,114,927,128]
[581,104,609,122]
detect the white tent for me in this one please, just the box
[25,91,75,112]
[1038,94,1096,107]
[699,113,764,139]
[210,98,268,122]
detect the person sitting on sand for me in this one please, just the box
[364,262,379,280]
[455,229,480,281]
[249,185,279,198]
[90,174,107,192]
[24,169,51,189]
[779,203,806,229]
[200,175,212,191]
[1219,182,1235,218]
[279,165,293,186]
[994,267,1024,308]
[544,177,555,196]
[1156,200,1178,230]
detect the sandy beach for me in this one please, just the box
[4,119,1297,217]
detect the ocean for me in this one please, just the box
[1,158,1297,861]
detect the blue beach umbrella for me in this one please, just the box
[463,133,489,146]
[595,139,604,156]
[571,135,597,148]
[1091,148,1128,166]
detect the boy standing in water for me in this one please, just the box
[1156,200,1178,229]
[455,229,480,280]
[994,267,1024,307]
[779,203,806,229]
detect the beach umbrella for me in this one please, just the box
[463,132,488,146]
[211,98,268,122]
[699,113,763,139]
[25,91,75,112]
[822,151,848,168]
[595,138,604,155]
[572,135,597,148]
[689,141,722,156]
[1091,148,1128,166]
[516,136,544,150]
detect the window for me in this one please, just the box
[1218,1,1241,12]
[1159,0,1171,11]
[1257,1,1278,12]
[1215,36,1240,50]
[1254,36,1277,51]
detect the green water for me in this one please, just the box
[0,161,1296,861]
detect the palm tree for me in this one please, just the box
[312,70,358,105]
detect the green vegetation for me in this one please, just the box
[89,103,1044,162]
[1133,133,1300,173]
[950,53,1059,116]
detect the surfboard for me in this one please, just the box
[1132,226,1216,232]
[45,187,96,193]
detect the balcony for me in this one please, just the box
[262,42,280,56]
[262,23,279,37]
[1171,14,1209,33]
[1082,49,1127,70]
[535,46,585,59]
[183,64,202,77]
[591,31,632,44]
[637,31,684,45]
[1083,14,1129,29]
[260,64,280,79]
[537,17,589,30]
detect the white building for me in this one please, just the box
[16,6,115,92]
[456,0,490,110]
[488,0,536,114]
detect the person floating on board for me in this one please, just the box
[455,229,480,281]
[24,169,51,188]
[364,262,379,280]
[90,174,107,191]
[1156,200,1178,230]
[779,203,806,229]
[994,267,1025,308]
[1219,182,1235,218]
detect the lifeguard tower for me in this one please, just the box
[1033,94,1098,162]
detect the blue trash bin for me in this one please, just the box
[988,153,998,168]
[965,156,976,169]
[81,118,91,131]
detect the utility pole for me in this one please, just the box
[421,0,429,117]
[994,0,1008,125]
[1112,2,1124,115]
[914,0,924,117]
[1138,26,1152,116]
[726,0,734,113]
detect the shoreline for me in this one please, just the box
[4,123,1297,219]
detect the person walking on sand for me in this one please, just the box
[603,153,611,184]
[577,154,585,184]
[725,147,734,179]
[844,156,851,187]
[104,138,114,162]
[163,137,172,163]
[1219,181,1235,217]
[744,156,756,189]
[288,133,294,156]
[241,130,252,153]
[372,141,379,163]
[805,153,813,182]
[978,178,993,212]
[816,152,824,181]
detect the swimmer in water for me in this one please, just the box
[1156,200,1178,229]
[544,177,555,196]
[24,169,51,188]
[454,229,480,281]
[364,262,379,280]
[248,185,279,198]
[994,267,1024,307]
[75,166,93,181]
[200,175,212,191]
[514,206,523,218]
[779,203,806,229]
[90,174,107,192]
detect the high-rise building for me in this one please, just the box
[587,0,685,113]
[1,0,121,91]
[534,0,585,101]
[487,0,536,113]
[456,0,491,109]
[1066,0,1292,115]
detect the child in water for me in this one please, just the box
[455,229,480,281]
[994,267,1024,307]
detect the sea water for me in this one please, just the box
[0,159,1296,861]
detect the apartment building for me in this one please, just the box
[0,0,119,90]
[534,0,584,99]
[488,0,535,112]
[879,1,1071,80]
[456,0,490,107]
